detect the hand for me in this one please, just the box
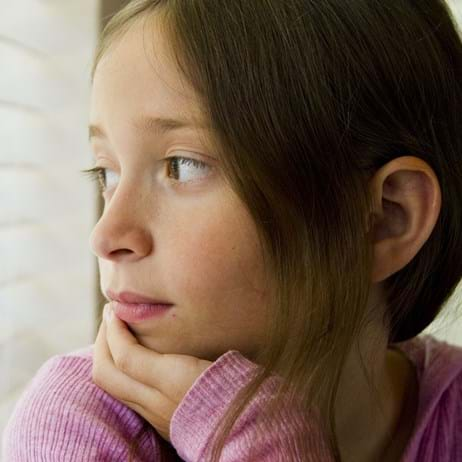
[92,303,212,442]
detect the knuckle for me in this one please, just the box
[114,352,131,372]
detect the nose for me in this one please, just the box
[89,186,153,263]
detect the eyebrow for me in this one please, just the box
[88,115,208,142]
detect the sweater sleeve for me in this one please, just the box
[170,350,332,461]
[1,352,169,462]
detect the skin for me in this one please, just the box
[88,14,270,363]
[345,155,441,462]
[89,13,442,462]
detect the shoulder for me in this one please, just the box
[396,334,462,387]
[2,344,160,462]
[394,335,462,461]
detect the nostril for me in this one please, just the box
[111,249,132,255]
[108,248,133,260]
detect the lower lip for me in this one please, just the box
[110,300,173,323]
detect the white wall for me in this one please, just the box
[0,0,100,450]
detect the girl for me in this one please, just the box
[3,0,462,461]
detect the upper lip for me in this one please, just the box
[106,289,173,305]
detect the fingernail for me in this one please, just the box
[104,304,113,323]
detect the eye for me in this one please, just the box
[80,166,118,193]
[80,155,213,193]
[165,155,212,185]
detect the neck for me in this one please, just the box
[334,330,418,462]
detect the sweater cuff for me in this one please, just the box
[170,350,262,461]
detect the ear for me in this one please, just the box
[368,156,442,283]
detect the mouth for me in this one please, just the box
[106,289,173,306]
[109,300,173,324]
[105,289,174,324]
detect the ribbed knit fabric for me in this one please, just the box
[2,334,461,461]
[395,335,462,461]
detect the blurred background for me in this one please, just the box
[0,0,461,453]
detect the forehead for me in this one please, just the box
[90,13,203,128]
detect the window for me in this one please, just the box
[0,0,100,440]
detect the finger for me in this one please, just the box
[93,305,160,406]
[93,307,112,365]
[118,394,176,441]
[93,306,177,431]
[105,303,211,402]
[104,304,168,388]
[94,321,175,439]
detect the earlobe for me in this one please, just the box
[368,156,442,283]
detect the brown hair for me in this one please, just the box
[90,1,462,460]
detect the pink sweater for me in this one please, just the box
[2,334,461,461]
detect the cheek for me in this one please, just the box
[171,203,267,310]
[171,218,269,357]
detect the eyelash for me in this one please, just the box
[80,156,209,193]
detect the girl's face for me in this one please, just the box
[88,15,269,362]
